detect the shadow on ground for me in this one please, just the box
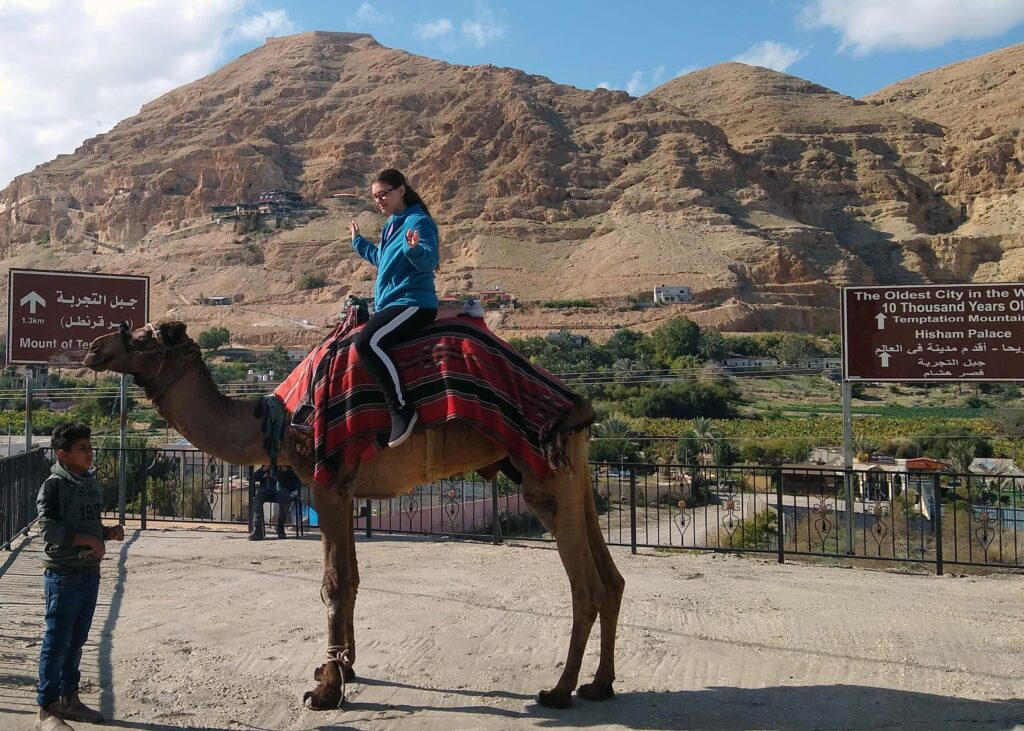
[308,679,1024,731]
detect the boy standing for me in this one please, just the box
[34,423,124,730]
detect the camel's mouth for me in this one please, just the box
[82,351,110,370]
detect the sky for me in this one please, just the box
[1,0,1023,188]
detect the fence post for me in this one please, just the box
[491,477,501,545]
[24,369,33,452]
[365,499,372,538]
[933,472,943,576]
[776,467,785,564]
[4,458,12,549]
[629,470,637,555]
[138,451,147,531]
[844,467,855,556]
[141,450,149,528]
[118,374,128,524]
[247,466,255,533]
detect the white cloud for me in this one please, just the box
[801,0,1024,55]
[413,18,454,41]
[353,2,391,26]
[733,40,807,72]
[462,5,504,48]
[625,70,645,96]
[415,4,505,49]
[236,9,294,40]
[0,0,295,187]
[598,65,683,95]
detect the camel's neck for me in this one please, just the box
[147,358,269,466]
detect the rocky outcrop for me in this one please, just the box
[2,33,1023,337]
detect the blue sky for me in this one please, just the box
[259,1,1024,99]
[2,0,1024,187]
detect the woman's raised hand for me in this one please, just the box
[406,229,420,248]
[348,220,360,241]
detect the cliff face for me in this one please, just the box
[2,33,1023,339]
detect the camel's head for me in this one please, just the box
[83,321,191,380]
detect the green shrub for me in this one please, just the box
[729,509,778,550]
[541,299,594,308]
[196,327,230,351]
[298,271,327,290]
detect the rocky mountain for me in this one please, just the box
[866,43,1024,235]
[2,32,1022,344]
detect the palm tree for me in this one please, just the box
[592,414,636,440]
[591,413,638,466]
[690,417,720,461]
[697,329,726,361]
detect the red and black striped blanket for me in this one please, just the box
[275,311,581,487]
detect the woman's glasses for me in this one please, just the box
[371,188,395,201]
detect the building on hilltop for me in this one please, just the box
[478,288,514,308]
[653,285,692,304]
[257,189,306,205]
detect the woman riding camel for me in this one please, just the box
[348,168,440,448]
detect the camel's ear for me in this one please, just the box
[159,322,187,344]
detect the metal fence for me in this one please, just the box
[1,448,49,550]
[83,447,1024,574]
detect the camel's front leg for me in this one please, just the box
[304,492,358,710]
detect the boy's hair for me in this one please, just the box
[52,422,92,452]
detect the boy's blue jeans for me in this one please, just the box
[36,570,100,708]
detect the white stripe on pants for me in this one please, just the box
[369,306,419,409]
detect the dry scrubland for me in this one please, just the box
[3,527,1024,730]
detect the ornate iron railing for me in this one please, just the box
[74,446,1024,574]
[1,448,49,551]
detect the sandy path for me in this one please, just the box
[2,527,1024,730]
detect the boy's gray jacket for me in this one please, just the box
[35,462,104,572]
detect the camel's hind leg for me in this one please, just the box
[577,493,624,701]
[523,452,610,708]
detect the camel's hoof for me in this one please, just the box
[577,682,615,701]
[303,688,342,711]
[537,689,573,709]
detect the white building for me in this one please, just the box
[653,285,692,304]
[721,357,779,369]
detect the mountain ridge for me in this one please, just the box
[2,34,1022,343]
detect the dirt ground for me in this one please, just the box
[3,527,1024,731]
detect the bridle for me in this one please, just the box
[119,321,195,403]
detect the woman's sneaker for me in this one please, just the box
[388,406,418,448]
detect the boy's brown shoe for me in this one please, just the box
[58,694,103,723]
[35,703,74,730]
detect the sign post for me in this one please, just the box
[24,368,34,452]
[119,374,128,524]
[7,269,148,486]
[840,283,1024,541]
[841,382,854,555]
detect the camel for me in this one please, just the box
[83,321,624,710]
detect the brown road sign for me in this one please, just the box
[842,283,1024,382]
[7,269,149,366]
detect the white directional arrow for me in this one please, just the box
[19,291,46,314]
[879,351,891,368]
[876,313,887,330]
